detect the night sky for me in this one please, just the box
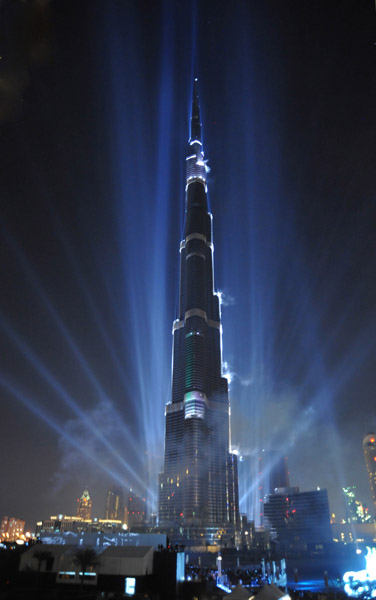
[1,0,376,531]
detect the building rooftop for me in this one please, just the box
[100,545,153,558]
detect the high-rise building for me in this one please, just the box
[125,493,146,530]
[0,516,25,541]
[264,487,332,551]
[158,80,239,541]
[76,488,92,520]
[363,433,376,515]
[105,486,123,520]
[343,485,372,523]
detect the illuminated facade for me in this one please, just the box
[343,485,372,524]
[105,486,123,520]
[76,488,92,520]
[158,80,239,540]
[35,515,123,535]
[0,516,25,541]
[363,433,376,515]
[332,521,376,545]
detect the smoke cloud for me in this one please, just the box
[52,398,143,495]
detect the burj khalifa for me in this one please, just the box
[158,80,239,543]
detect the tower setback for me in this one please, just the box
[158,80,239,540]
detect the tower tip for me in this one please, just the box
[190,78,202,144]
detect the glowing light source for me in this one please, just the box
[343,547,376,597]
[184,391,206,419]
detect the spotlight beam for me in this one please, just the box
[44,209,133,393]
[0,373,156,499]
[1,225,116,404]
[0,314,148,489]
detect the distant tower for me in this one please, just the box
[343,485,371,523]
[76,488,92,520]
[363,433,376,514]
[105,486,123,520]
[158,79,239,539]
[125,492,146,530]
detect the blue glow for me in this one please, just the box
[0,374,134,489]
[125,577,136,595]
[343,547,376,597]
[0,315,149,494]
[217,581,232,593]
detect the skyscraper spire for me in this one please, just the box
[158,80,239,546]
[186,79,206,187]
[189,77,202,145]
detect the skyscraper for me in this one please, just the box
[363,433,376,515]
[76,488,92,520]
[158,80,239,541]
[125,492,146,530]
[343,485,372,523]
[105,486,123,520]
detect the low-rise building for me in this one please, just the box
[332,521,376,545]
[19,543,179,597]
[36,515,124,536]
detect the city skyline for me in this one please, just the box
[1,0,376,530]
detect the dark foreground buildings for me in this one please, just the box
[158,80,239,545]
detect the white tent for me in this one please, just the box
[224,582,252,600]
[253,583,288,600]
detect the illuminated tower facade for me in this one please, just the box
[363,433,376,515]
[159,80,239,538]
[105,486,123,520]
[76,488,92,520]
[343,485,372,523]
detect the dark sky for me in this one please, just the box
[1,0,376,531]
